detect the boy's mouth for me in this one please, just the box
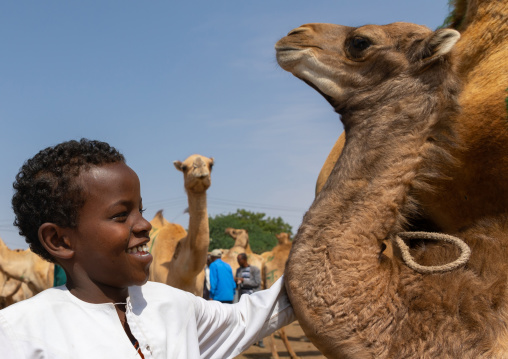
[127,244,150,255]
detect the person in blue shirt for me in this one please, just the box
[208,249,236,303]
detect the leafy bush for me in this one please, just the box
[208,209,292,254]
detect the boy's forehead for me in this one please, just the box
[78,163,139,194]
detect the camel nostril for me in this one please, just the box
[288,27,308,36]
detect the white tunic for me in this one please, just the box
[0,277,294,359]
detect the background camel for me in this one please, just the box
[0,237,53,296]
[277,12,508,358]
[261,232,299,359]
[221,227,264,281]
[148,154,213,296]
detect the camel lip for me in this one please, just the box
[275,46,301,52]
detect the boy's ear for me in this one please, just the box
[38,223,74,260]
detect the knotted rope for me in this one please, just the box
[392,231,471,274]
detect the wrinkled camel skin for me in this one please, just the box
[276,15,508,359]
[261,233,300,359]
[148,154,213,296]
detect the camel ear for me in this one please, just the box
[38,223,74,260]
[420,29,460,60]
[173,160,183,171]
[428,29,460,56]
[209,158,214,167]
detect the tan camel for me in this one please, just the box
[261,233,300,359]
[0,237,53,295]
[148,154,213,296]
[277,16,508,358]
[221,228,264,280]
[315,0,508,202]
[0,271,21,309]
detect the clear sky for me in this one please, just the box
[0,1,451,249]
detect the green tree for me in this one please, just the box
[208,209,292,254]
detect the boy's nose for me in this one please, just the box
[134,215,152,234]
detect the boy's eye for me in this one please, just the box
[112,212,128,221]
[140,208,146,214]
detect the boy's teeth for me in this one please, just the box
[127,245,148,254]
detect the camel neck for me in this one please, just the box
[186,191,209,253]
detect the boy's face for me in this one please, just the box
[68,162,152,290]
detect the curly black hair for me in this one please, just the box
[12,138,125,262]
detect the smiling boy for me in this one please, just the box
[0,139,295,358]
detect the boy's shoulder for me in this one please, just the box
[0,286,67,319]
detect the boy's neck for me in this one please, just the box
[65,276,129,304]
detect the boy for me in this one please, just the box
[0,139,295,358]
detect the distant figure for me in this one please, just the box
[235,253,261,296]
[209,249,236,303]
[203,254,211,300]
[53,264,67,287]
[236,253,264,348]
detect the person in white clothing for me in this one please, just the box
[0,139,295,359]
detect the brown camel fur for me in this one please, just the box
[221,228,264,283]
[261,233,300,359]
[148,154,213,296]
[0,237,53,295]
[277,18,508,358]
[315,0,508,203]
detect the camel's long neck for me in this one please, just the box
[185,191,210,256]
[286,82,459,356]
[234,235,249,249]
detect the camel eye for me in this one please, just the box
[351,37,371,51]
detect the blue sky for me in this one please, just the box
[0,1,451,249]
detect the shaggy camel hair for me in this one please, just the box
[261,233,300,359]
[277,19,508,358]
[148,154,213,296]
[315,0,508,206]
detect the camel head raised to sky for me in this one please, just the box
[276,19,508,358]
[276,22,460,115]
[174,154,214,194]
[224,227,249,249]
[275,232,291,246]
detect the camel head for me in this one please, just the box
[275,232,291,245]
[225,228,249,248]
[174,154,214,194]
[275,22,460,115]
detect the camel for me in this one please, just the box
[221,227,264,280]
[148,154,213,296]
[0,237,53,295]
[0,270,21,309]
[315,0,508,201]
[276,15,508,358]
[261,233,300,359]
